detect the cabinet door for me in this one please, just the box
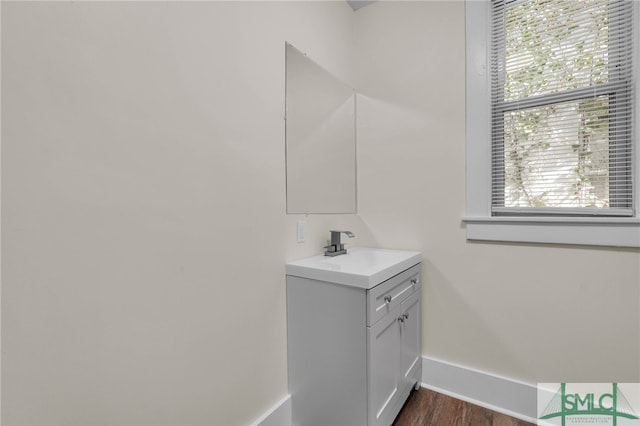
[400,290,421,388]
[368,308,401,426]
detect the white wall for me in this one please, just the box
[1,2,367,424]
[353,0,640,384]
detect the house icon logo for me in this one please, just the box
[538,383,640,426]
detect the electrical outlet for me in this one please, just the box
[297,220,306,243]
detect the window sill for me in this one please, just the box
[462,216,640,248]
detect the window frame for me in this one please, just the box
[464,0,640,248]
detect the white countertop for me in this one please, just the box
[285,247,422,289]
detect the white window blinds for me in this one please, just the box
[490,0,635,216]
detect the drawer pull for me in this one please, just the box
[411,278,419,285]
[384,295,392,304]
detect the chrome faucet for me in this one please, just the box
[324,230,355,257]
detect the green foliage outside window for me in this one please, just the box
[501,0,611,208]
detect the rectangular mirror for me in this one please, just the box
[285,43,357,214]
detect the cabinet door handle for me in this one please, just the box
[384,295,392,304]
[397,316,404,323]
[403,313,409,320]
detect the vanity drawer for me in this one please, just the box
[367,263,421,326]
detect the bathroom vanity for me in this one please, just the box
[286,247,422,426]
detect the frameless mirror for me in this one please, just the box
[285,43,357,214]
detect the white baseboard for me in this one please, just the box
[251,394,291,426]
[254,356,539,426]
[421,356,538,423]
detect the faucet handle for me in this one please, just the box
[329,230,355,247]
[330,230,355,238]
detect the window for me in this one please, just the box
[493,0,633,215]
[465,0,640,247]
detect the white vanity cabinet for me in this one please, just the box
[286,248,422,426]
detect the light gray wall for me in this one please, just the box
[353,1,639,383]
[1,2,364,424]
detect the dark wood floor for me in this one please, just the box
[392,388,535,426]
